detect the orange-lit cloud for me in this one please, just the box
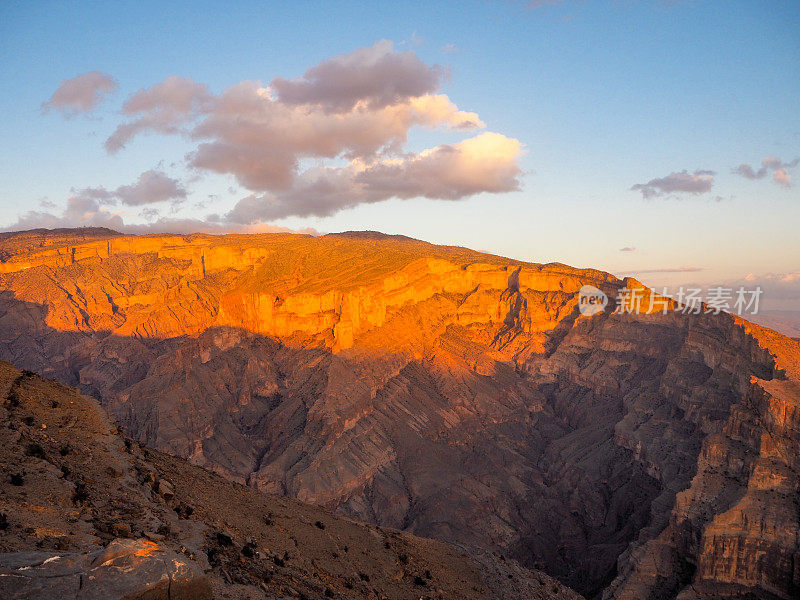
[772,168,792,188]
[224,132,523,222]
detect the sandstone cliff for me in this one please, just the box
[0,229,797,599]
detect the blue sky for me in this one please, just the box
[1,0,798,307]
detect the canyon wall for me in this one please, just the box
[0,229,797,598]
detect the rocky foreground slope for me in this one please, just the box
[0,228,798,599]
[0,360,575,599]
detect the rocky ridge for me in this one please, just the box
[0,360,575,600]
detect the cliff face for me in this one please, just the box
[0,229,797,599]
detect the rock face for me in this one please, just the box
[0,228,797,599]
[0,360,574,600]
[0,538,210,600]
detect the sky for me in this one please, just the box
[1,0,798,310]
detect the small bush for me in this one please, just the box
[358,572,370,582]
[0,513,8,530]
[314,520,325,530]
[241,540,257,558]
[72,482,88,503]
[10,473,24,486]
[215,532,233,546]
[174,503,194,518]
[25,443,45,459]
[413,575,427,586]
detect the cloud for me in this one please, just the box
[527,0,567,7]
[619,246,636,252]
[732,156,798,187]
[270,40,445,113]
[631,169,715,199]
[7,195,124,231]
[184,82,482,192]
[42,71,118,116]
[2,194,318,236]
[97,41,517,222]
[58,171,186,210]
[726,271,800,311]
[224,132,522,222]
[623,266,704,274]
[773,168,792,188]
[9,171,187,231]
[114,170,187,206]
[105,76,212,152]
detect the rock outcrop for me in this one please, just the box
[0,538,210,600]
[0,228,797,599]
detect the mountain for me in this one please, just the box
[0,228,797,599]
[0,360,575,600]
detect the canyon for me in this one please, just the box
[0,228,798,599]
[0,360,571,599]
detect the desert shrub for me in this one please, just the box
[26,443,45,459]
[72,482,88,503]
[215,532,233,546]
